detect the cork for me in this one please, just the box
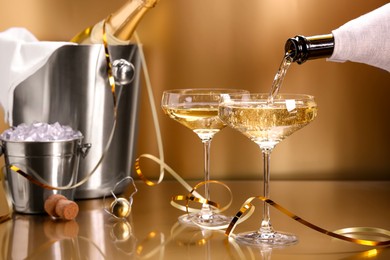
[44,194,67,217]
[55,199,79,220]
[44,194,79,220]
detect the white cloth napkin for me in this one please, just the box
[0,28,75,125]
[329,3,390,72]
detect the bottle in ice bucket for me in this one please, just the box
[284,3,390,71]
[71,0,160,44]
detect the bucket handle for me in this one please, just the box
[0,141,92,191]
[79,143,92,158]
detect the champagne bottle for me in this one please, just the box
[284,34,334,64]
[285,3,390,72]
[71,0,160,45]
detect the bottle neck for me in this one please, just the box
[109,0,159,41]
[70,0,159,44]
[285,34,334,64]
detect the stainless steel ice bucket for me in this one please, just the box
[11,44,141,199]
[1,138,85,214]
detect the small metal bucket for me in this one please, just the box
[0,138,90,214]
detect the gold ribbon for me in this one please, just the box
[135,154,233,216]
[6,162,92,191]
[171,180,232,214]
[9,165,56,190]
[225,196,390,247]
[0,163,11,223]
[135,154,258,231]
[102,16,117,118]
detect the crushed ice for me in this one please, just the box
[0,122,82,141]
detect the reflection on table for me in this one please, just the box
[0,180,389,259]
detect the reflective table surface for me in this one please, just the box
[1,180,389,259]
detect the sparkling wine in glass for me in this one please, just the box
[161,88,247,228]
[219,93,317,246]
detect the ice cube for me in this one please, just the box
[0,122,83,141]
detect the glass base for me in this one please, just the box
[178,212,232,229]
[235,230,298,247]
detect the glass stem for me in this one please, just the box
[201,139,212,215]
[260,147,274,234]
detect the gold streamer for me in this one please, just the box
[135,154,202,198]
[0,166,12,223]
[70,26,93,43]
[135,154,233,217]
[170,180,231,214]
[9,165,55,190]
[7,163,81,191]
[225,196,390,247]
[135,155,254,230]
[102,16,117,118]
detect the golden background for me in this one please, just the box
[0,0,389,181]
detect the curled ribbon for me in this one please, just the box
[135,154,233,216]
[8,165,57,190]
[225,196,390,247]
[171,180,232,214]
[102,16,118,118]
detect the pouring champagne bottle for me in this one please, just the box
[284,3,390,72]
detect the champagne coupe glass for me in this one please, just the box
[219,93,317,246]
[161,88,248,228]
